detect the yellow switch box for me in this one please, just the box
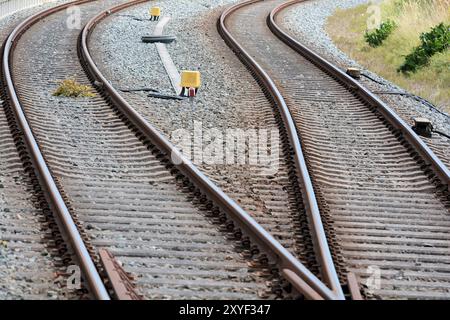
[150,7,161,16]
[180,71,201,88]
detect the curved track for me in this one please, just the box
[1,0,129,300]
[3,0,448,300]
[1,0,344,300]
[0,2,83,299]
[220,0,450,299]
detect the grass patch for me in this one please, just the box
[53,79,96,98]
[326,0,450,112]
[398,23,450,73]
[364,20,396,47]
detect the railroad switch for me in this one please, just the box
[149,7,161,21]
[180,70,201,97]
[346,67,361,79]
[412,117,433,137]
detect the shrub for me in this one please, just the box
[398,23,450,73]
[53,79,96,98]
[364,20,397,47]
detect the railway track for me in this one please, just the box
[1,0,346,300]
[219,0,450,299]
[85,0,354,299]
[2,0,448,300]
[0,1,85,300]
[276,0,450,171]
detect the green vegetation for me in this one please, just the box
[53,79,96,98]
[364,20,396,47]
[326,0,450,112]
[398,23,450,73]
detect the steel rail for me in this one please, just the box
[269,0,450,188]
[81,0,340,300]
[218,0,345,300]
[1,0,110,300]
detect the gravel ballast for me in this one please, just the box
[89,0,321,276]
[0,0,78,300]
[280,0,450,167]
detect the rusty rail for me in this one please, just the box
[98,248,143,300]
[269,0,450,188]
[1,0,110,299]
[218,0,344,300]
[81,0,342,300]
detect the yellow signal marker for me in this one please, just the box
[150,7,161,20]
[180,71,201,89]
